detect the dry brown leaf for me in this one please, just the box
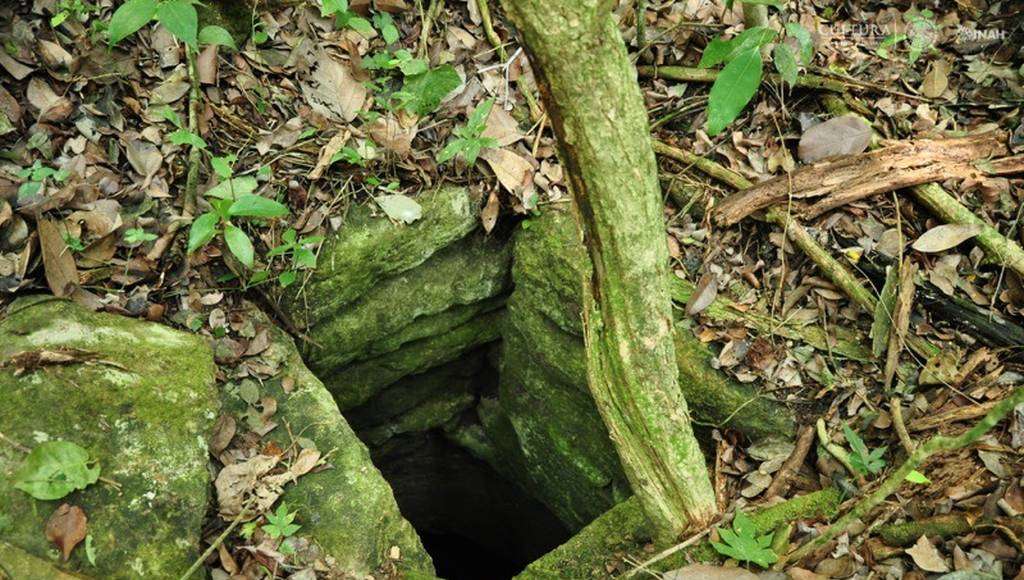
[482,105,523,147]
[303,50,367,122]
[197,45,218,85]
[125,139,163,185]
[26,78,73,122]
[906,535,948,573]
[921,60,950,99]
[481,190,500,234]
[0,51,34,80]
[288,448,321,478]
[686,273,718,316]
[480,148,535,201]
[45,504,87,561]
[38,218,79,298]
[38,40,74,69]
[214,454,282,517]
[664,564,758,579]
[912,224,984,253]
[308,131,350,180]
[209,414,237,455]
[797,114,872,163]
[368,115,416,157]
[150,67,191,104]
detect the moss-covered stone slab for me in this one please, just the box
[284,187,480,327]
[348,354,483,446]
[0,297,218,579]
[323,309,504,410]
[220,313,435,577]
[0,542,89,579]
[305,235,511,374]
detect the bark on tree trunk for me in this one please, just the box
[499,0,717,539]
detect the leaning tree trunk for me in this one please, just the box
[499,0,717,539]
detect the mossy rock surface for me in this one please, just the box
[284,186,480,327]
[0,542,89,579]
[305,234,511,374]
[322,309,504,410]
[0,297,218,579]
[220,312,435,577]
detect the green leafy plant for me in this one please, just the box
[84,534,98,566]
[124,227,158,245]
[62,231,86,253]
[263,503,301,539]
[17,161,70,199]
[51,0,99,27]
[843,423,887,476]
[187,155,289,268]
[905,469,931,484]
[13,441,101,500]
[876,9,936,64]
[438,97,498,165]
[265,229,324,287]
[393,65,461,116]
[108,0,236,50]
[710,511,777,568]
[699,22,813,135]
[320,0,373,36]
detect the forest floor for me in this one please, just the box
[2,0,1024,578]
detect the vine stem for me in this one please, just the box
[178,510,249,580]
[183,46,202,218]
[777,387,1024,569]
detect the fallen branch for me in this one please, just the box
[890,397,916,454]
[778,387,1024,569]
[712,131,1021,226]
[876,513,1024,551]
[764,424,816,499]
[821,95,1024,281]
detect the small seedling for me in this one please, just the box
[438,97,498,165]
[710,510,778,568]
[266,229,324,287]
[62,232,86,253]
[263,503,301,539]
[843,423,887,476]
[877,9,936,64]
[51,0,99,27]
[321,0,373,36]
[188,155,289,268]
[17,161,70,199]
[124,228,158,245]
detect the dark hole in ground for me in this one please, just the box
[371,431,571,580]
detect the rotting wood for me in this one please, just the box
[501,0,718,540]
[822,94,1024,281]
[712,131,1022,226]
